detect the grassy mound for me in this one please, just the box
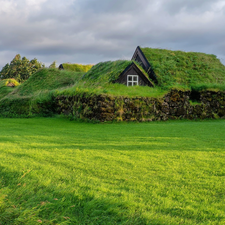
[0,69,85,117]
[140,47,225,87]
[83,60,131,83]
[57,60,164,98]
[13,68,84,96]
[83,60,151,83]
[62,63,93,72]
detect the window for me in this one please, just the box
[127,75,139,86]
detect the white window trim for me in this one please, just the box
[127,75,139,86]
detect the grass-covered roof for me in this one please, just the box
[62,63,93,72]
[83,60,152,83]
[12,68,84,96]
[140,47,225,87]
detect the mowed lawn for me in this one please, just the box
[0,118,225,225]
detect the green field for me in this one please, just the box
[0,118,225,224]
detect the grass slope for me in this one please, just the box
[0,69,85,117]
[56,83,166,98]
[65,60,162,97]
[0,86,14,99]
[141,47,225,87]
[0,118,225,224]
[62,63,93,72]
[83,60,151,83]
[13,68,84,96]
[0,79,20,99]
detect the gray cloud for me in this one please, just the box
[161,0,218,14]
[0,0,225,70]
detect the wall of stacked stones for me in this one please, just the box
[55,89,225,122]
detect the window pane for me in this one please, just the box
[133,82,138,86]
[128,82,132,86]
[133,76,138,81]
[128,76,132,81]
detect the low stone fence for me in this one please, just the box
[55,89,225,122]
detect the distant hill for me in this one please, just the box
[61,63,93,72]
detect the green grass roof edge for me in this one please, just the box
[83,60,154,85]
[140,47,225,87]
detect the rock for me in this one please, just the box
[55,90,225,122]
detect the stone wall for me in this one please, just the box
[55,89,225,122]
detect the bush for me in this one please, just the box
[0,54,44,82]
[0,79,20,88]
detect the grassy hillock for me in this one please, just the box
[12,68,84,96]
[62,63,93,72]
[83,60,130,82]
[83,60,150,83]
[0,69,85,117]
[0,69,84,102]
[56,60,165,98]
[141,47,225,88]
[2,60,155,99]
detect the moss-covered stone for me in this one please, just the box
[54,89,225,122]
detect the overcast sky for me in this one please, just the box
[0,0,225,70]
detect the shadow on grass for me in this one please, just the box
[16,139,222,152]
[159,207,224,224]
[0,166,149,225]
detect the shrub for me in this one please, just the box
[0,79,20,88]
[0,54,44,82]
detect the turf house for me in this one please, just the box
[132,46,157,83]
[83,60,154,87]
[132,46,225,87]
